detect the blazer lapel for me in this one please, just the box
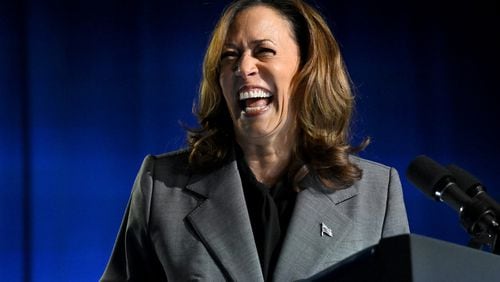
[273,175,358,281]
[185,161,264,282]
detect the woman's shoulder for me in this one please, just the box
[349,155,400,184]
[149,148,190,164]
[138,148,191,182]
[350,155,393,171]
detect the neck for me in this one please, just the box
[236,135,294,187]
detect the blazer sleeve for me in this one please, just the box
[381,167,410,237]
[100,155,167,282]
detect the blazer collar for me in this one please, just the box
[185,160,264,282]
[272,173,358,281]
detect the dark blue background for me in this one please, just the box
[2,0,499,281]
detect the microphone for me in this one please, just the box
[406,155,499,237]
[406,155,473,212]
[447,164,500,218]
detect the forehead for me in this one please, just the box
[226,5,295,43]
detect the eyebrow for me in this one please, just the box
[223,39,276,49]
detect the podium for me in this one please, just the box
[303,234,500,281]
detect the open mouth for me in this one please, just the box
[238,88,273,116]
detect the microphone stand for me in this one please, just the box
[460,198,500,255]
[467,227,499,254]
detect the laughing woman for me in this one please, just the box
[101,0,409,281]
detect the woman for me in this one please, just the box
[101,0,409,281]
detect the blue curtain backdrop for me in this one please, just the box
[1,0,499,281]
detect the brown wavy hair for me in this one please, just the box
[188,0,368,190]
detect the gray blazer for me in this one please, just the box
[101,150,409,281]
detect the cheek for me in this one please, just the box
[277,72,296,100]
[219,73,227,93]
[219,74,238,118]
[219,74,232,101]
[275,71,297,116]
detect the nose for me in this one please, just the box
[235,53,258,78]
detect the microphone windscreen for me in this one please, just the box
[447,164,484,194]
[406,155,451,199]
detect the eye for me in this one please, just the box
[221,50,239,61]
[255,47,276,57]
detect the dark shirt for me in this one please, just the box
[236,152,297,281]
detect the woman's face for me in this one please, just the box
[219,5,300,142]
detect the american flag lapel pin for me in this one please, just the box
[321,222,333,237]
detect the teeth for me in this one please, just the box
[239,89,272,100]
[244,105,268,114]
